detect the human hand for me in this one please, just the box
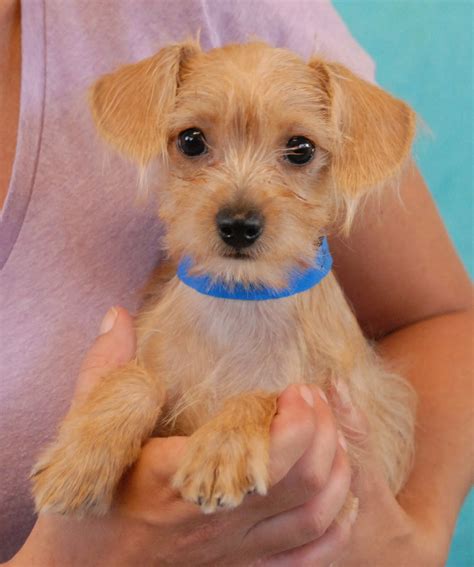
[10,307,354,566]
[330,380,449,567]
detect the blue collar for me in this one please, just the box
[176,237,332,301]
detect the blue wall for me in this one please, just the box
[334,0,473,277]
[333,2,473,564]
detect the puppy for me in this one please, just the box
[32,40,416,517]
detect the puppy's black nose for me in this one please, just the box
[216,208,264,249]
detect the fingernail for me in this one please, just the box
[335,378,352,409]
[299,385,314,407]
[337,430,348,452]
[99,307,118,335]
[318,387,328,404]
[348,497,359,525]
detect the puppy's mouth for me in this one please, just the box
[221,250,253,260]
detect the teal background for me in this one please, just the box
[334,0,473,277]
[333,1,473,565]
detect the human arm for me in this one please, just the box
[329,308,472,566]
[383,309,472,561]
[331,165,473,564]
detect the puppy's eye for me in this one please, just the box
[285,136,316,166]
[177,128,207,157]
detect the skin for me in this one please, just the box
[0,0,20,210]
[1,1,473,564]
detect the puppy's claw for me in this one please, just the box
[173,431,269,514]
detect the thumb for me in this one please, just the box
[73,306,136,403]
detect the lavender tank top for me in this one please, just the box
[0,0,374,559]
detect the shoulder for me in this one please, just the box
[52,1,374,80]
[198,0,375,81]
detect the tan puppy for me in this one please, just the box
[32,41,416,517]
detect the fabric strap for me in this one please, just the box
[177,237,332,301]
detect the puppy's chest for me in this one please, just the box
[159,293,322,429]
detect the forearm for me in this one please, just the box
[378,308,473,549]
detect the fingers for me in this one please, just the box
[266,385,322,486]
[74,306,136,402]
[245,385,339,521]
[245,445,351,559]
[262,506,356,567]
[270,387,338,510]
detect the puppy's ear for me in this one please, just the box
[90,41,200,165]
[310,60,416,197]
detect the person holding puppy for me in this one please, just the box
[1,1,472,565]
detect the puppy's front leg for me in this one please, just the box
[173,391,277,513]
[31,362,164,516]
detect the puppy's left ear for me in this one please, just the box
[90,40,200,166]
[310,59,416,197]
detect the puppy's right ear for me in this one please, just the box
[89,41,200,166]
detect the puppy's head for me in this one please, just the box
[91,41,415,287]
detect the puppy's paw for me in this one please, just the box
[31,440,117,516]
[172,428,269,514]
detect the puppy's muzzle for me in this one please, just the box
[216,208,264,250]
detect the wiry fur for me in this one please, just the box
[32,41,416,516]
